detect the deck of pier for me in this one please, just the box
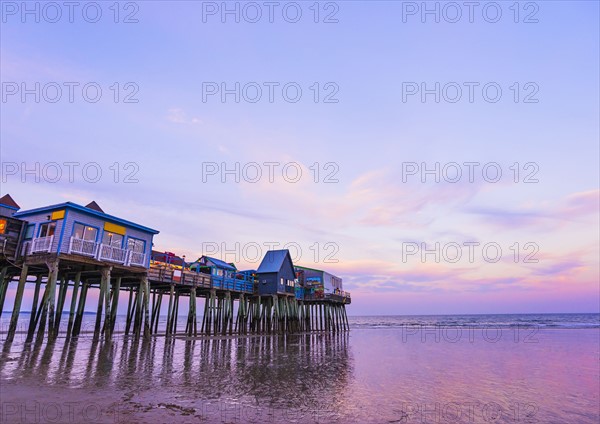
[0,253,350,343]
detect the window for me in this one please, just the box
[127,237,145,253]
[280,277,284,286]
[102,231,123,248]
[24,224,34,239]
[0,219,6,235]
[39,222,56,237]
[73,223,98,241]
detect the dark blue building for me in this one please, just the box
[256,249,296,295]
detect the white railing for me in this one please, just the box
[127,251,146,267]
[97,243,128,264]
[68,237,98,257]
[30,236,54,254]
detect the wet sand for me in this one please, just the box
[1,328,599,423]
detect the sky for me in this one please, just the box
[1,1,599,315]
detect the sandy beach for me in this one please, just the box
[1,320,599,423]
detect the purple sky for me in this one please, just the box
[1,1,598,315]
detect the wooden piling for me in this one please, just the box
[0,266,9,317]
[125,287,136,335]
[235,294,243,334]
[343,304,349,331]
[223,292,232,335]
[241,295,249,333]
[46,261,60,339]
[6,264,29,343]
[25,275,42,343]
[110,277,121,334]
[173,292,179,334]
[36,285,49,341]
[200,292,208,334]
[142,276,151,338]
[187,287,197,337]
[153,291,163,334]
[94,277,106,339]
[151,290,157,329]
[72,281,89,337]
[101,268,112,339]
[319,304,324,332]
[133,280,143,336]
[206,290,215,335]
[166,284,175,336]
[54,275,68,333]
[66,272,81,336]
[214,296,222,335]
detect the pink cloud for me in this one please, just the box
[467,189,600,231]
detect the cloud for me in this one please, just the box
[465,207,551,228]
[235,166,485,232]
[349,169,482,227]
[559,189,600,218]
[466,189,600,231]
[166,108,202,125]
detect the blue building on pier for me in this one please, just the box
[256,249,296,296]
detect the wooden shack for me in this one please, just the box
[256,249,296,296]
[0,194,25,262]
[295,265,351,304]
[15,200,158,267]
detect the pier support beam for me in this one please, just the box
[343,304,349,331]
[36,285,50,341]
[94,267,112,340]
[166,285,175,336]
[223,291,232,335]
[235,294,247,334]
[173,292,179,334]
[46,261,60,339]
[206,289,216,335]
[214,295,222,334]
[54,275,68,333]
[7,264,29,343]
[109,276,121,334]
[72,280,89,337]
[125,287,136,335]
[66,272,81,337]
[101,268,113,339]
[152,290,163,334]
[200,290,209,335]
[187,287,197,337]
[25,275,43,343]
[142,276,151,338]
[133,279,144,337]
[0,266,9,317]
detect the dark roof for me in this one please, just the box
[257,249,293,273]
[295,265,324,273]
[194,256,237,271]
[295,265,341,281]
[14,201,159,234]
[85,201,104,213]
[0,194,20,210]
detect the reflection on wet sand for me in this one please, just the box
[3,328,598,423]
[1,333,353,422]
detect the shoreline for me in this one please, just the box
[1,326,598,424]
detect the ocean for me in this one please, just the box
[1,313,598,423]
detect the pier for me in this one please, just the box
[0,195,351,343]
